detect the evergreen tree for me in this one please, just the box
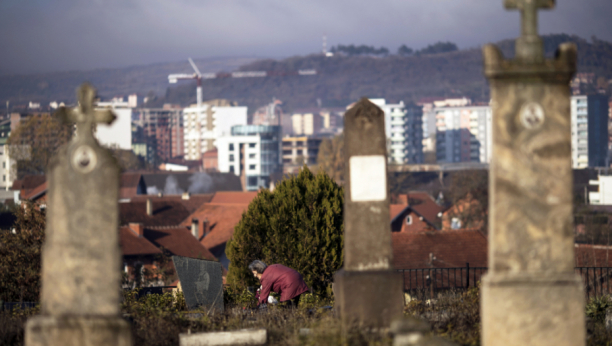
[225,167,344,297]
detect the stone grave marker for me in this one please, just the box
[481,1,585,345]
[334,98,403,328]
[25,83,131,346]
[173,256,224,312]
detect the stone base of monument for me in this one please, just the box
[179,328,266,346]
[482,273,585,346]
[25,315,132,346]
[334,269,403,328]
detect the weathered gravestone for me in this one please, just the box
[481,1,585,345]
[25,83,131,346]
[173,256,224,312]
[334,99,403,328]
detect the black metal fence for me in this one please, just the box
[397,264,612,301]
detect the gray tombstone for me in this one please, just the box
[333,99,403,328]
[481,1,585,345]
[25,83,131,346]
[173,256,224,312]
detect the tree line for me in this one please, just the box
[330,41,459,57]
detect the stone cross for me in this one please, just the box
[504,0,554,62]
[26,83,131,346]
[481,2,584,346]
[334,98,403,328]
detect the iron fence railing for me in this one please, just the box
[397,264,612,301]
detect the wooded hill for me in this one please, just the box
[2,35,611,114]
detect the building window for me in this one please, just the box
[229,143,234,151]
[405,215,412,225]
[248,176,258,186]
[229,166,234,174]
[249,143,256,148]
[229,154,234,162]
[249,153,256,159]
[451,217,462,230]
[249,164,256,170]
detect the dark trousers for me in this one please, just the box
[282,294,302,308]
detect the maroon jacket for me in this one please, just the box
[257,264,309,305]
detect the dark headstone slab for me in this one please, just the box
[172,256,224,312]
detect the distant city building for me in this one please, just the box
[589,175,612,205]
[281,136,323,166]
[217,125,282,191]
[292,109,323,136]
[368,99,423,164]
[434,105,492,163]
[131,123,157,164]
[127,94,138,108]
[96,100,133,150]
[571,94,609,168]
[183,100,247,160]
[132,107,183,161]
[202,148,218,172]
[417,97,447,152]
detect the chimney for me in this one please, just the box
[202,218,209,237]
[191,218,199,239]
[130,223,144,237]
[182,192,190,200]
[146,199,153,216]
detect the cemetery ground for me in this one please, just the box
[2,286,612,346]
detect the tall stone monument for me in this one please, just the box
[481,1,584,345]
[26,84,132,346]
[334,98,403,328]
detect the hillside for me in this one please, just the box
[1,35,611,113]
[0,57,261,105]
[154,34,612,113]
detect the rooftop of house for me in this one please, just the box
[209,191,259,205]
[119,225,163,256]
[575,244,612,267]
[145,225,216,260]
[21,181,47,200]
[397,191,445,224]
[183,203,250,251]
[392,229,488,269]
[11,175,46,191]
[119,194,213,227]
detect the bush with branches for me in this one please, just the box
[225,167,343,297]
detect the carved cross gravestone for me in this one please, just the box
[26,83,132,346]
[481,1,584,345]
[333,98,403,328]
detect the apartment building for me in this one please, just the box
[571,94,609,168]
[368,99,423,164]
[217,125,282,191]
[281,136,323,166]
[183,101,247,160]
[434,105,492,163]
[132,106,183,161]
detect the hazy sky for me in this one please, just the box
[1,0,611,75]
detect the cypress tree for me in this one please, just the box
[226,166,343,297]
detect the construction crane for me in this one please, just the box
[168,58,317,110]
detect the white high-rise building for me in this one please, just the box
[183,102,247,160]
[217,125,282,191]
[95,100,132,150]
[434,105,492,163]
[368,99,423,164]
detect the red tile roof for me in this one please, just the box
[210,191,258,205]
[21,181,47,200]
[145,226,216,260]
[575,244,612,267]
[119,194,213,227]
[121,173,142,188]
[119,226,162,256]
[12,175,46,191]
[392,229,488,269]
[182,203,249,251]
[390,204,408,220]
[405,192,444,225]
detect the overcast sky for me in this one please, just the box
[1,0,611,75]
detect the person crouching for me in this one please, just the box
[248,260,309,308]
